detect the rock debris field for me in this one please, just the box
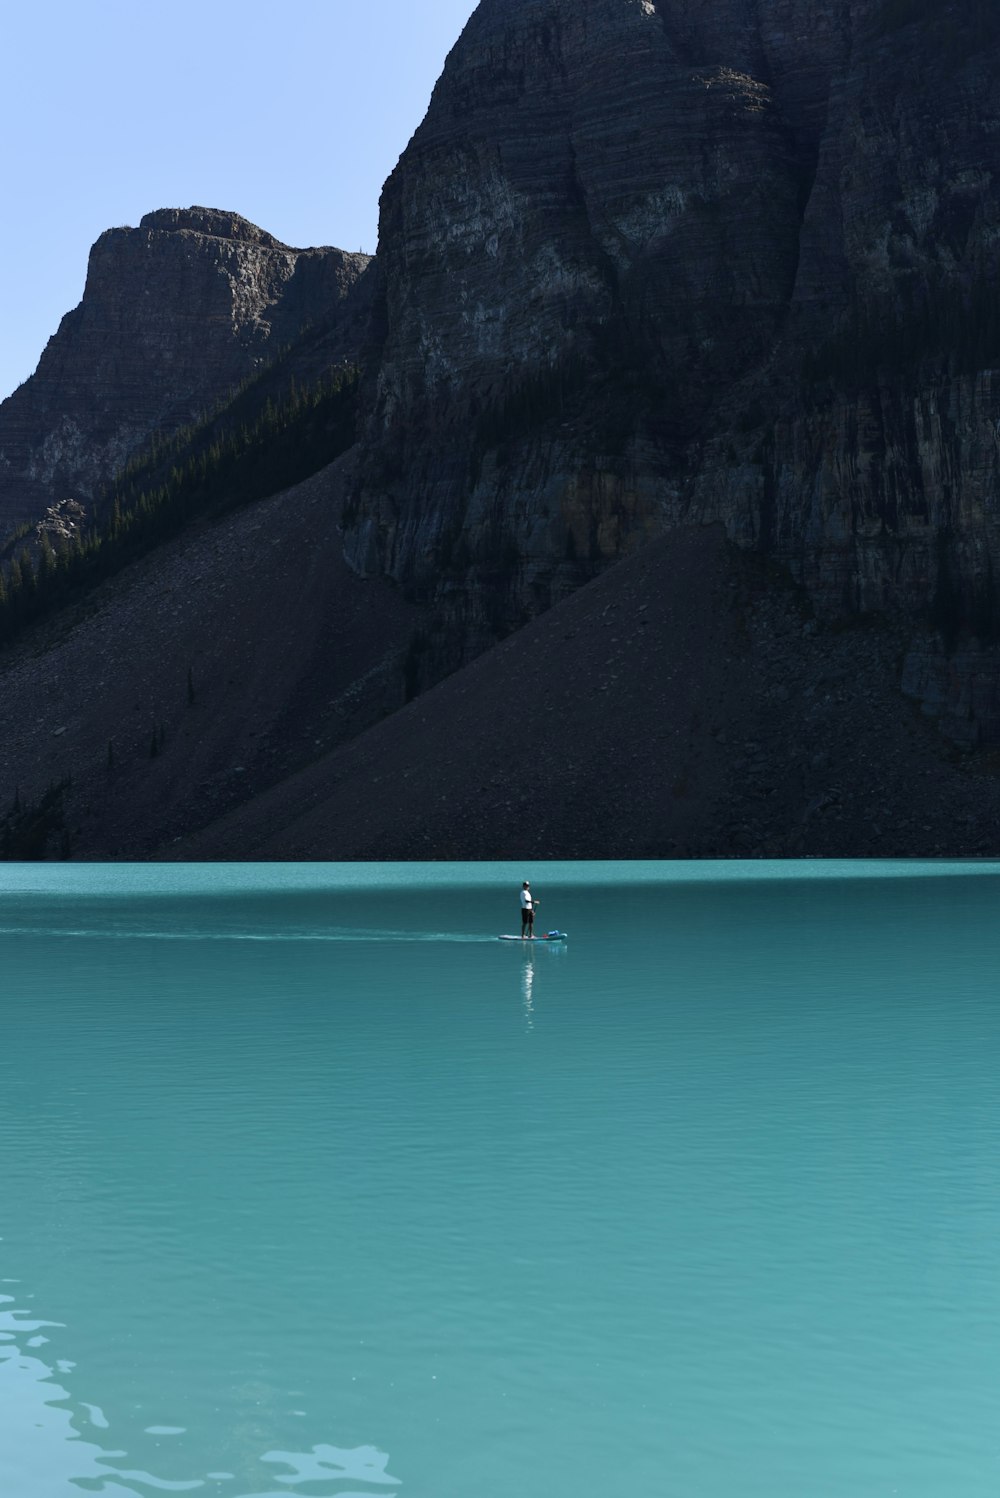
[1,471,998,861]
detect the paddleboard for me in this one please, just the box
[498,932,567,943]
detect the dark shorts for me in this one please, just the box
[521,906,533,923]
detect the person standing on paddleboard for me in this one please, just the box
[520,881,538,939]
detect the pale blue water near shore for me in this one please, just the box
[2,859,1000,1497]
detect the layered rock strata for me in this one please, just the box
[345,0,1000,736]
[0,208,372,533]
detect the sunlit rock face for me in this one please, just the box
[347,0,808,620]
[346,0,1000,734]
[0,208,371,533]
[347,0,848,606]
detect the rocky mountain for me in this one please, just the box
[345,0,1000,739]
[0,208,372,532]
[3,0,1000,859]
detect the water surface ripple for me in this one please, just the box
[2,861,999,1496]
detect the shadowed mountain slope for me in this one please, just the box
[1,486,997,861]
[168,526,1000,861]
[0,455,422,859]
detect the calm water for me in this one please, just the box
[2,860,1000,1497]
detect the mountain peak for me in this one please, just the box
[138,207,292,251]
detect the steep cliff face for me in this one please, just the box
[345,0,1000,735]
[346,0,851,606]
[692,3,1000,584]
[697,1,1000,736]
[0,208,372,533]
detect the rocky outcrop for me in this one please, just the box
[0,208,372,534]
[345,0,1000,736]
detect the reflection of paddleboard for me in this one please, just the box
[498,932,567,943]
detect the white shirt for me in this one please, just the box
[520,887,533,909]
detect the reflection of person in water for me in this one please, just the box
[521,952,535,1030]
[520,880,537,939]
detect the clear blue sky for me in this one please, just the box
[1,0,480,401]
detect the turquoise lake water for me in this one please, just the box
[2,860,1000,1497]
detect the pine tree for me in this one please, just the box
[7,556,23,613]
[37,532,56,589]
